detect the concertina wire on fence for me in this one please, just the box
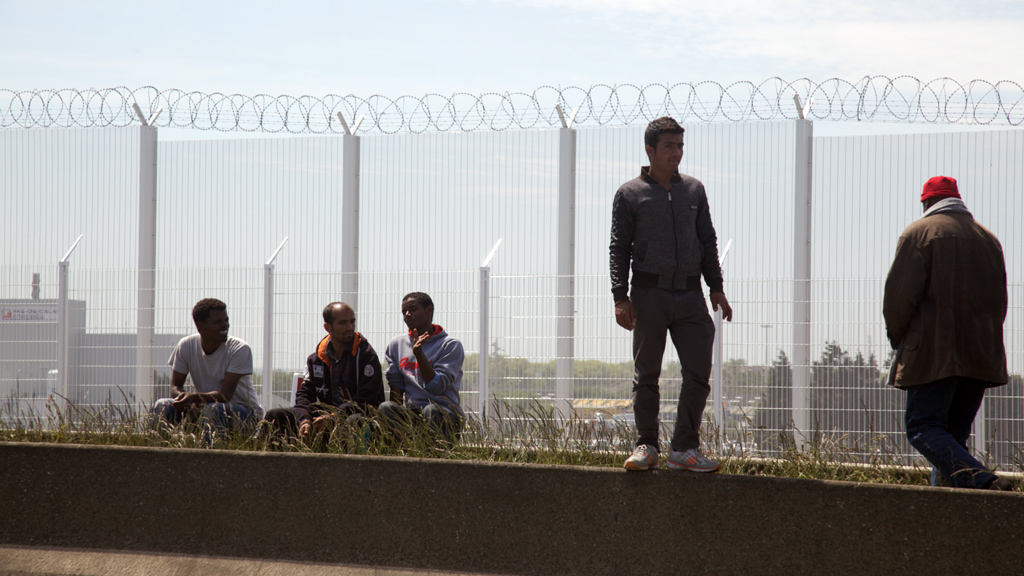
[2,76,1023,134]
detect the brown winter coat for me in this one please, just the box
[883,210,1008,388]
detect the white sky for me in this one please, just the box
[2,0,1022,100]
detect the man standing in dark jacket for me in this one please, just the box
[264,301,384,443]
[883,176,1012,490]
[610,116,733,472]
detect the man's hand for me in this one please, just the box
[411,329,430,355]
[171,392,200,411]
[410,328,436,384]
[710,292,733,322]
[615,301,636,331]
[298,421,312,442]
[311,414,334,434]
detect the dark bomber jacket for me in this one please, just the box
[609,167,724,303]
[295,333,384,424]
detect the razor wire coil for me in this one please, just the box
[2,76,1022,134]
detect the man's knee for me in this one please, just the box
[150,398,177,425]
[680,376,711,393]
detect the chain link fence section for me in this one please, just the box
[3,76,1023,134]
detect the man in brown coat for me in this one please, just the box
[883,175,1011,490]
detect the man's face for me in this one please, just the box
[324,306,356,345]
[196,309,229,343]
[402,299,433,332]
[646,133,684,173]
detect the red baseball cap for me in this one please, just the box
[921,176,960,202]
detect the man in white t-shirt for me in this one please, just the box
[152,298,264,434]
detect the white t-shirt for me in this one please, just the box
[168,334,263,416]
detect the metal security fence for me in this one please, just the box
[2,79,1023,469]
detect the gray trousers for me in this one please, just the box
[630,286,715,452]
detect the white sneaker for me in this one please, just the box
[624,444,659,471]
[667,448,720,473]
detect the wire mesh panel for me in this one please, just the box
[808,129,1024,464]
[360,130,559,274]
[1,119,1022,469]
[1,128,140,422]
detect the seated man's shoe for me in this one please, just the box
[987,477,1014,491]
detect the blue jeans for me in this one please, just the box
[378,401,463,442]
[904,377,996,489]
[151,398,260,443]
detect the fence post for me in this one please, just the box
[338,113,363,309]
[712,240,733,445]
[555,104,577,420]
[791,96,814,448]
[133,104,160,409]
[263,237,289,411]
[479,239,502,422]
[57,235,82,409]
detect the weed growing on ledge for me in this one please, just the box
[0,396,1018,490]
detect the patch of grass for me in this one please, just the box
[1,396,1019,490]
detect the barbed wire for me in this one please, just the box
[2,77,1022,134]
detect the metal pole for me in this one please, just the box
[135,109,158,409]
[479,239,502,423]
[791,99,814,448]
[712,239,732,446]
[555,105,577,420]
[712,312,724,444]
[57,235,82,408]
[479,266,489,421]
[263,237,289,411]
[339,113,362,310]
[57,262,69,404]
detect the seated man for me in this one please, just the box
[264,302,384,443]
[152,298,264,433]
[379,292,464,438]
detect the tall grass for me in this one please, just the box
[1,396,1019,489]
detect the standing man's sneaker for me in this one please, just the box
[624,444,659,471]
[667,448,720,472]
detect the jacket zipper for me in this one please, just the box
[668,186,678,287]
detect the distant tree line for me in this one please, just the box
[461,342,1023,464]
[751,342,1024,466]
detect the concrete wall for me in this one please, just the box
[1,442,1021,576]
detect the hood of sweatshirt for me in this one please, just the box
[317,332,363,364]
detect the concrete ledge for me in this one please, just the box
[1,442,1022,576]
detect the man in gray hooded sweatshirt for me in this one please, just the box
[883,175,1012,490]
[379,292,464,438]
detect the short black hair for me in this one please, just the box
[644,116,685,149]
[402,292,434,309]
[192,298,227,324]
[322,301,353,324]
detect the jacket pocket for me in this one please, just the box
[903,331,921,351]
[635,240,648,263]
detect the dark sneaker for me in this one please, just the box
[988,477,1014,491]
[667,448,720,473]
[624,444,659,471]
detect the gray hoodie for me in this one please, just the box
[384,325,464,416]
